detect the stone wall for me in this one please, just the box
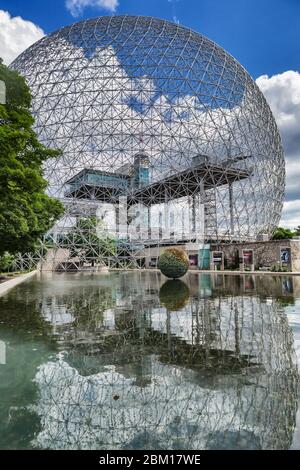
[215,239,300,271]
[145,239,300,272]
[290,242,300,271]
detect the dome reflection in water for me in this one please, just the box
[0,272,298,450]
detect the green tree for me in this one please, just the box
[0,252,14,272]
[67,217,117,266]
[272,227,294,240]
[0,59,64,256]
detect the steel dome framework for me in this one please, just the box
[11,15,285,270]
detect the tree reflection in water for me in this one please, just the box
[23,272,298,450]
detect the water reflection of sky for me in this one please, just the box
[283,300,300,450]
[284,302,300,361]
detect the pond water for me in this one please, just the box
[0,271,300,450]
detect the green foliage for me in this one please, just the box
[272,227,294,240]
[0,60,64,256]
[0,251,14,272]
[277,297,295,307]
[270,264,288,272]
[67,217,117,265]
[158,247,189,279]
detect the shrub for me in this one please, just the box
[157,247,189,279]
[0,252,14,272]
[272,227,294,240]
[270,264,288,272]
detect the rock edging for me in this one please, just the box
[0,270,37,297]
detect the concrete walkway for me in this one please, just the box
[0,270,37,297]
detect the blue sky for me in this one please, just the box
[0,0,300,227]
[1,0,299,79]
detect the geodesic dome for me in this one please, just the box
[11,15,285,267]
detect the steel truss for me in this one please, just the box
[11,16,285,271]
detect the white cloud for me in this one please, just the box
[0,10,44,65]
[256,71,300,228]
[65,0,119,17]
[281,200,300,230]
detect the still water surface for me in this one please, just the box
[0,271,300,450]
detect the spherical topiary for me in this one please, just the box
[159,280,190,311]
[158,247,189,279]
